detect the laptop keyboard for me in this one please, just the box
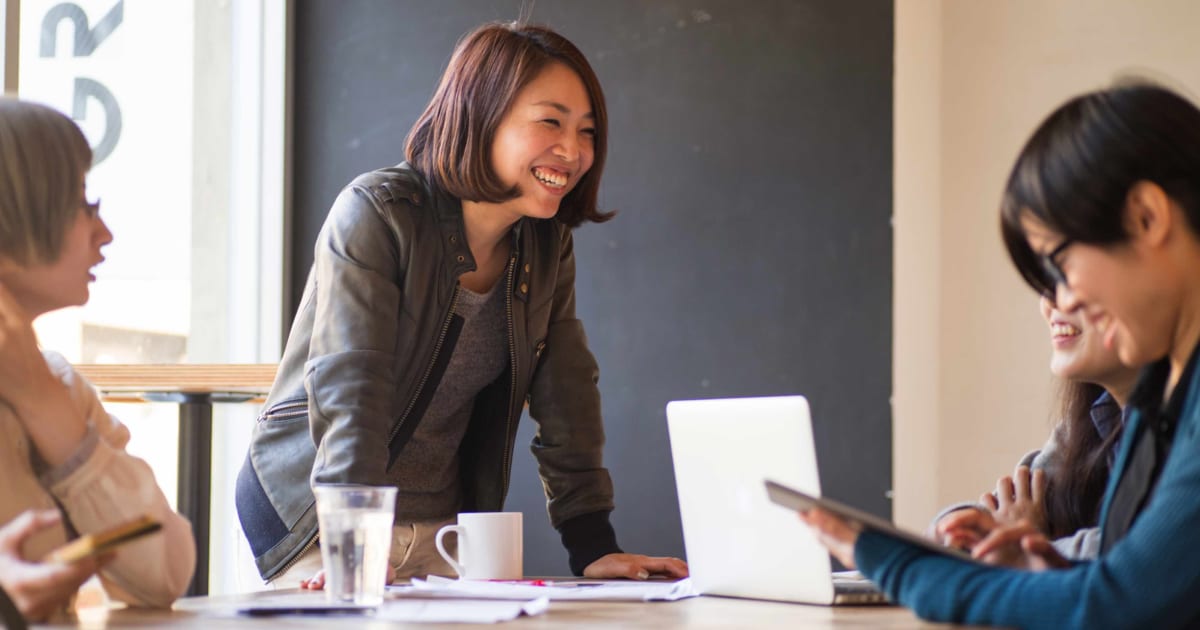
[832,572,890,605]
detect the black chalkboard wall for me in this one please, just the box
[291,0,893,575]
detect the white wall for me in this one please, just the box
[894,0,1200,528]
[893,0,943,529]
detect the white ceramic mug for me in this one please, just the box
[434,512,523,580]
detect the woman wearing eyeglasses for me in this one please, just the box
[798,81,1200,629]
[0,99,195,621]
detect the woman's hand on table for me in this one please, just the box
[583,553,689,580]
[299,564,397,589]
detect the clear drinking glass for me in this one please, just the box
[313,484,397,606]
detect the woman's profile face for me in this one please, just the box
[1022,205,1173,370]
[488,61,595,221]
[0,181,112,316]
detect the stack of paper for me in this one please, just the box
[396,576,698,602]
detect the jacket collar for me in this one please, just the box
[429,180,533,304]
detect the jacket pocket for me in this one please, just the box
[260,397,309,423]
[247,412,319,531]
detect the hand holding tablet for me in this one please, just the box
[764,479,977,563]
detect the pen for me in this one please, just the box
[486,579,605,587]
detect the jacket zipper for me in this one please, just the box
[276,289,461,582]
[275,530,319,580]
[260,399,308,422]
[270,400,307,413]
[263,408,308,422]
[501,255,519,497]
[388,287,461,447]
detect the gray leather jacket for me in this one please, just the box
[236,164,620,579]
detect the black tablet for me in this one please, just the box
[764,479,978,563]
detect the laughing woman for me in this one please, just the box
[799,81,1200,629]
[930,296,1139,561]
[236,22,687,586]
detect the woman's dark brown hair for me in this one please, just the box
[1041,380,1123,538]
[405,21,612,228]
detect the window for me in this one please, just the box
[18,0,287,594]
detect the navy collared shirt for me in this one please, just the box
[1089,390,1128,469]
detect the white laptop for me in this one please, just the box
[665,395,887,605]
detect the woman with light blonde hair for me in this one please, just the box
[0,98,194,622]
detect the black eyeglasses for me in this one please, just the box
[1038,238,1074,296]
[82,198,101,218]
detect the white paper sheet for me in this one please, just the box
[394,576,698,602]
[232,592,548,623]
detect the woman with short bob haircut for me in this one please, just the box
[0,98,194,621]
[0,101,90,265]
[405,22,611,228]
[237,21,687,587]
[796,81,1200,629]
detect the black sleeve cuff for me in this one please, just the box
[558,510,623,575]
[0,584,26,629]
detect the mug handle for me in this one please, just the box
[434,524,466,578]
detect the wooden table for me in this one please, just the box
[47,589,973,628]
[74,364,277,597]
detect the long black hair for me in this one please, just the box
[1041,380,1123,538]
[1000,81,1200,297]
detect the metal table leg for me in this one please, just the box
[177,394,212,596]
[146,392,212,596]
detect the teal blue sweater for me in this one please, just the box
[857,346,1200,629]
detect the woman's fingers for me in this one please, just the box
[0,510,61,555]
[936,508,996,551]
[1030,468,1047,505]
[938,509,990,533]
[942,531,982,551]
[797,508,860,569]
[995,476,1016,509]
[1021,532,1070,570]
[971,521,1035,560]
[1014,467,1032,501]
[298,569,326,590]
